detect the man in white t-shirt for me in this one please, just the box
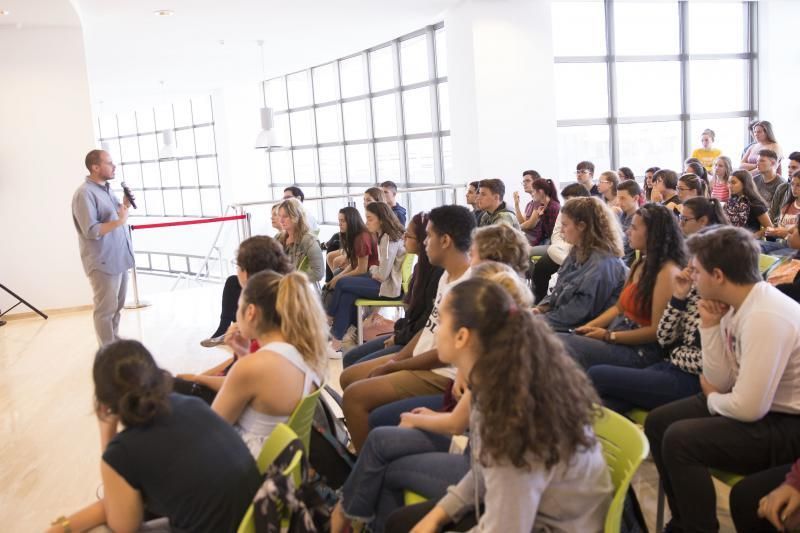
[645,226,800,533]
[340,205,475,451]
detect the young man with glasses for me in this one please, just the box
[575,161,601,197]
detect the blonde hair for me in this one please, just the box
[599,170,619,195]
[713,156,733,182]
[472,224,531,276]
[277,198,310,242]
[560,197,624,262]
[242,271,329,379]
[470,261,534,307]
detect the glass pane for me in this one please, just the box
[689,59,747,114]
[343,99,370,140]
[197,157,219,186]
[182,189,202,217]
[689,117,749,167]
[201,189,222,216]
[292,148,316,183]
[435,28,447,78]
[319,146,345,184]
[370,45,395,92]
[287,71,312,108]
[406,138,435,183]
[144,191,164,216]
[372,93,399,138]
[141,162,160,188]
[173,100,193,128]
[313,62,339,104]
[139,133,158,161]
[136,109,155,132]
[99,115,118,138]
[270,151,293,183]
[614,1,679,56]
[154,104,174,130]
[556,125,610,184]
[403,87,432,135]
[289,110,315,146]
[193,125,216,155]
[191,96,214,123]
[175,128,195,157]
[340,54,367,98]
[120,137,140,162]
[438,83,450,131]
[160,160,179,187]
[441,135,453,182]
[265,78,288,111]
[616,61,681,117]
[689,2,746,54]
[179,159,199,186]
[346,144,371,182]
[400,34,429,85]
[555,63,609,120]
[163,189,182,216]
[618,121,683,175]
[117,111,137,135]
[121,163,142,189]
[376,141,401,180]
[315,104,341,144]
[105,138,122,164]
[322,186,346,224]
[273,113,291,147]
[552,1,606,57]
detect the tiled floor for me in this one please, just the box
[0,285,733,532]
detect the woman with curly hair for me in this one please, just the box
[559,203,687,370]
[380,277,613,532]
[469,223,531,277]
[535,197,628,332]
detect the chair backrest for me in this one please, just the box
[593,407,650,533]
[401,253,416,294]
[297,255,310,273]
[759,253,780,275]
[287,388,322,453]
[239,423,303,533]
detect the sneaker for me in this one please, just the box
[200,334,225,348]
[329,349,343,360]
[341,325,359,353]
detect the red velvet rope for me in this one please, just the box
[130,214,246,230]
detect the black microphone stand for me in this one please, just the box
[0,283,48,326]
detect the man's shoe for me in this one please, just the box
[200,334,225,348]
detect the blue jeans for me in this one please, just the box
[558,332,663,370]
[343,335,403,368]
[327,275,384,339]
[760,239,796,256]
[368,395,446,429]
[587,361,701,414]
[340,426,468,532]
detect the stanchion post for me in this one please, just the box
[125,227,151,310]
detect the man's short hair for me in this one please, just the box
[478,178,505,199]
[654,169,679,190]
[469,180,480,190]
[522,170,541,180]
[85,149,104,172]
[576,161,595,174]
[645,166,661,175]
[788,152,800,165]
[380,180,398,193]
[429,205,476,253]
[687,226,761,285]
[758,149,778,162]
[618,180,642,198]
[561,182,590,199]
[283,186,304,202]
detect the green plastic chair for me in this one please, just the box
[595,407,650,533]
[759,253,780,275]
[286,388,321,454]
[355,253,417,344]
[238,423,304,533]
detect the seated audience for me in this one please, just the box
[617,180,642,266]
[654,169,681,207]
[725,169,773,236]
[576,160,601,197]
[534,197,628,332]
[770,152,800,222]
[513,169,542,243]
[470,223,531,277]
[754,149,788,206]
[276,198,324,283]
[644,226,800,533]
[774,219,800,303]
[380,180,407,226]
[559,204,686,370]
[666,173,706,215]
[382,278,613,533]
[685,159,710,192]
[465,180,483,224]
[710,156,733,202]
[476,178,519,229]
[531,183,591,303]
[212,271,328,458]
[283,185,319,233]
[46,340,259,533]
[741,120,783,174]
[343,212,444,368]
[763,170,800,256]
[644,166,661,202]
[339,205,475,451]
[691,128,722,173]
[524,177,561,253]
[588,196,729,414]
[328,202,406,342]
[597,170,620,210]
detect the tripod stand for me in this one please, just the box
[0,283,48,326]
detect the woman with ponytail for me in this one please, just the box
[212,271,329,457]
[47,340,259,533]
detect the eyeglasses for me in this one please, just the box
[575,169,590,175]
[677,186,691,192]
[679,215,697,223]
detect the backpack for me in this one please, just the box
[309,386,356,489]
[253,438,331,533]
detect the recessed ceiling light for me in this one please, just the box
[0,10,11,16]
[153,9,174,17]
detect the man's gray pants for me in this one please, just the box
[87,269,128,346]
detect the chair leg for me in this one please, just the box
[656,480,665,532]
[357,308,364,345]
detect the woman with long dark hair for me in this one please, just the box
[325,206,378,289]
[724,169,773,236]
[559,203,687,370]
[46,340,259,533]
[343,212,444,368]
[524,177,561,254]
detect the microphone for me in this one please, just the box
[121,182,137,209]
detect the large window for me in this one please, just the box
[261,23,448,222]
[96,96,223,218]
[553,0,756,179]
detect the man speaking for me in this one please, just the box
[72,150,135,345]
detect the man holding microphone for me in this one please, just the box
[72,150,135,346]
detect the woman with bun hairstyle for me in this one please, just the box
[46,340,259,533]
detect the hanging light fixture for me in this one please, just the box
[158,80,176,160]
[254,40,281,149]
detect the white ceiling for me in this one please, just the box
[5,0,457,107]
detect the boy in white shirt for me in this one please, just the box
[645,225,800,533]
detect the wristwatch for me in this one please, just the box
[604,330,617,343]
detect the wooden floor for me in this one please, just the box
[0,285,733,532]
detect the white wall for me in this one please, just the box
[0,26,96,315]
[759,0,800,168]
